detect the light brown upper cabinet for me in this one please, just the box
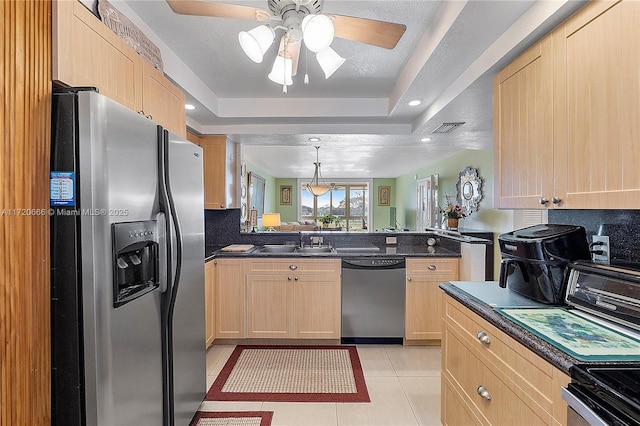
[141,61,186,138]
[52,0,186,138]
[553,0,640,208]
[199,136,239,210]
[493,35,555,209]
[494,0,640,209]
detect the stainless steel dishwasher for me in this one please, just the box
[341,257,406,344]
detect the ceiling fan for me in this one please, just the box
[166,0,406,92]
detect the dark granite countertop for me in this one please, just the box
[206,243,459,262]
[440,281,640,375]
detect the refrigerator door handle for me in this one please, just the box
[157,126,173,292]
[156,212,168,293]
[159,127,185,426]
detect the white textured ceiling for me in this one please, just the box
[115,0,586,178]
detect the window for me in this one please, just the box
[300,183,369,232]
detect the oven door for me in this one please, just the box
[562,384,640,426]
[562,386,609,426]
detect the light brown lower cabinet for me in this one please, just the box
[405,258,459,342]
[214,258,246,339]
[441,296,569,425]
[246,274,294,338]
[246,258,341,339]
[205,260,215,347]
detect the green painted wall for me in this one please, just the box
[372,178,395,231]
[274,178,298,222]
[395,149,515,277]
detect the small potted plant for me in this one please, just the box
[318,213,336,228]
[441,197,466,230]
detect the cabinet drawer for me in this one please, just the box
[444,297,569,424]
[406,257,459,275]
[444,325,553,425]
[248,258,341,274]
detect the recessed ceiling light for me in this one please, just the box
[185,104,195,110]
[408,99,422,107]
[308,137,321,142]
[420,137,432,142]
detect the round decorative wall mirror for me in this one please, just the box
[456,167,483,215]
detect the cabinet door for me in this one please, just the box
[214,258,246,338]
[493,35,555,209]
[53,0,142,110]
[200,136,227,209]
[205,261,215,347]
[141,61,186,138]
[405,274,449,340]
[246,275,293,338]
[554,0,640,208]
[405,258,459,341]
[293,274,341,339]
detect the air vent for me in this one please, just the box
[431,122,465,134]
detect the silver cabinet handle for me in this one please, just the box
[476,331,491,345]
[428,264,437,270]
[289,264,297,270]
[552,197,562,204]
[477,386,491,400]
[288,276,292,281]
[407,276,412,281]
[294,276,299,281]
[539,197,549,205]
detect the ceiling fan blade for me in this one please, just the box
[330,14,406,49]
[166,0,271,21]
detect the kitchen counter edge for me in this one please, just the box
[206,246,460,262]
[440,282,577,374]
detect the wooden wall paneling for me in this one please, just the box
[1,0,52,423]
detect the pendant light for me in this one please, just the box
[305,146,334,197]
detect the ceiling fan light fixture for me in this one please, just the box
[316,47,345,79]
[268,53,293,86]
[301,14,334,53]
[238,25,275,63]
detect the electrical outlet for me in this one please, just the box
[386,236,397,245]
[591,235,610,264]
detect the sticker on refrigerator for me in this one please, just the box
[50,172,75,206]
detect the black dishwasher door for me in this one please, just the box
[341,257,406,344]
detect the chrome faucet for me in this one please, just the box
[299,232,305,248]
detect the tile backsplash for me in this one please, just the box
[548,209,640,267]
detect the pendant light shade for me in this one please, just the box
[316,47,345,79]
[238,25,275,63]
[301,14,334,53]
[305,146,334,197]
[268,53,293,86]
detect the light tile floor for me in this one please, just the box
[199,344,442,426]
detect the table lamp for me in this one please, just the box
[262,213,281,232]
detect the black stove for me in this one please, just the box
[562,262,640,425]
[567,364,640,425]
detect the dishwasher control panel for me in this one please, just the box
[342,257,406,268]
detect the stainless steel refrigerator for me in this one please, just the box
[50,89,205,425]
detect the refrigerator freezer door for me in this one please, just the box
[165,132,206,424]
[76,91,164,425]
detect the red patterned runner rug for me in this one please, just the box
[190,411,273,426]
[206,345,370,402]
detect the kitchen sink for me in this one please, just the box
[255,244,336,254]
[257,244,297,253]
[295,246,335,254]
